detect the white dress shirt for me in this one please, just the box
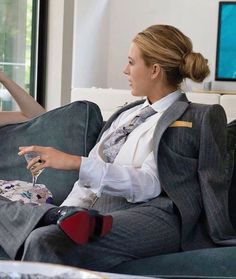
[61,90,182,207]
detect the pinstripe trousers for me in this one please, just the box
[0,194,181,271]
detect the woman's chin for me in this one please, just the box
[131,90,143,98]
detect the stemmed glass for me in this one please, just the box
[24,152,44,187]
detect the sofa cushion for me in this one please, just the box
[109,247,236,278]
[0,101,103,205]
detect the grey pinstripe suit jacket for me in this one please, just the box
[98,93,236,251]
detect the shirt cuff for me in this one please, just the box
[78,156,105,196]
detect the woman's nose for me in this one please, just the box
[123,64,129,75]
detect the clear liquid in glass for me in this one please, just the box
[24,152,44,187]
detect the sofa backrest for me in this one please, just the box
[71,88,235,123]
[185,92,221,105]
[71,88,141,121]
[220,95,236,123]
[0,101,103,205]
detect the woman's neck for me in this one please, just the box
[148,84,178,104]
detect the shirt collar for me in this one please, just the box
[141,89,183,113]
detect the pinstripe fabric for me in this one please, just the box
[99,93,236,250]
[154,97,236,249]
[0,93,235,270]
[0,196,55,259]
[22,194,181,271]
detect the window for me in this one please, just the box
[0,0,47,111]
[215,1,236,81]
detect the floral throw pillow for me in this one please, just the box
[0,180,53,204]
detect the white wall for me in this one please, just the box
[47,0,236,110]
[45,0,74,110]
[72,0,236,92]
[107,0,236,91]
[72,0,110,88]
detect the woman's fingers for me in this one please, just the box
[18,145,81,170]
[18,145,43,156]
[27,156,45,171]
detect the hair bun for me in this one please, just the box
[180,52,210,82]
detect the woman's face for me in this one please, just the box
[123,42,154,98]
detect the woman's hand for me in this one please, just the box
[18,145,81,172]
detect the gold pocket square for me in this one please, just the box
[170,121,193,128]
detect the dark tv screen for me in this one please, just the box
[215,2,236,81]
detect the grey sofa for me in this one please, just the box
[0,101,236,279]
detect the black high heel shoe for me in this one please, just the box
[57,207,113,244]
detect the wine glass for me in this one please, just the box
[24,152,44,187]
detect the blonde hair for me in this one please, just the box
[133,25,210,87]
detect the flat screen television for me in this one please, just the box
[215,1,236,81]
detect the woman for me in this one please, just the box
[0,71,46,126]
[1,24,235,271]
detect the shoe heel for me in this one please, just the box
[101,215,113,237]
[93,214,113,238]
[58,211,113,244]
[58,211,92,245]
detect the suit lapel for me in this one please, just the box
[98,93,190,163]
[153,94,190,177]
[98,93,189,141]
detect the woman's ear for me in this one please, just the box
[151,64,161,79]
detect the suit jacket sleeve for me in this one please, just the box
[198,104,236,243]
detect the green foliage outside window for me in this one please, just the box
[0,0,33,90]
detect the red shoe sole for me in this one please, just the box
[58,211,112,245]
[101,215,113,237]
